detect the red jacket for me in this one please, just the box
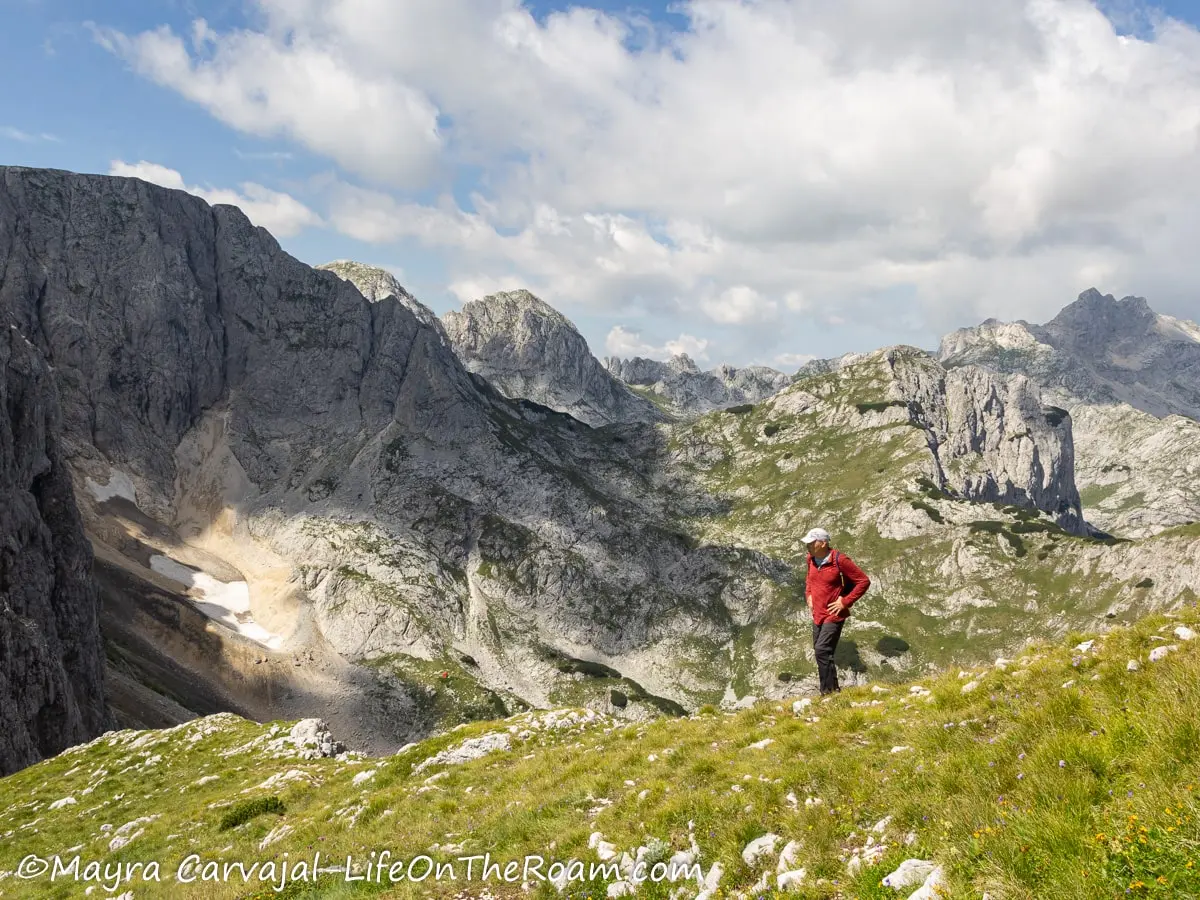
[807,549,871,625]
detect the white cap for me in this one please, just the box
[801,527,831,544]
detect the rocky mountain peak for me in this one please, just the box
[936,288,1200,538]
[457,288,573,329]
[316,260,411,302]
[668,353,701,374]
[317,260,448,341]
[1042,289,1157,343]
[441,288,664,427]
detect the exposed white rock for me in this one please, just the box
[284,720,345,759]
[1175,626,1197,642]
[776,840,801,873]
[414,731,512,773]
[248,769,310,793]
[777,868,807,892]
[108,815,159,851]
[906,865,947,900]
[700,861,724,893]
[742,833,780,867]
[48,797,77,810]
[259,824,293,849]
[882,858,937,890]
[1149,645,1178,662]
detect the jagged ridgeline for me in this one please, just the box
[1,165,1199,777]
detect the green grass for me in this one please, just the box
[219,796,286,831]
[2,608,1199,899]
[1080,482,1123,509]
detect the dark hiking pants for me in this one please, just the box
[812,621,844,694]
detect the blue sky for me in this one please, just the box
[4,0,1200,369]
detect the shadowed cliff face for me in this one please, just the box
[0,325,110,776]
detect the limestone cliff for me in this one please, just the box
[0,324,110,775]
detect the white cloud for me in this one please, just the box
[2,126,60,143]
[448,275,526,302]
[92,18,442,188]
[95,1,1200,349]
[605,325,709,362]
[700,285,779,324]
[108,159,322,237]
[233,148,295,161]
[774,352,816,368]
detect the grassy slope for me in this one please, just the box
[2,608,1198,900]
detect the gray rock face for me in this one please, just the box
[442,289,664,427]
[604,353,791,417]
[938,289,1200,536]
[0,324,110,776]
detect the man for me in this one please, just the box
[802,527,870,695]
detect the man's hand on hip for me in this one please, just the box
[828,599,847,617]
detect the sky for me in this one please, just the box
[3,0,1200,370]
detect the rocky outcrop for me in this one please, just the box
[795,347,1085,532]
[442,289,664,427]
[605,353,791,417]
[938,289,1200,536]
[0,325,110,776]
[886,349,1084,532]
[1047,403,1200,539]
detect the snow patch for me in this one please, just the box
[85,470,137,506]
[150,555,283,650]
